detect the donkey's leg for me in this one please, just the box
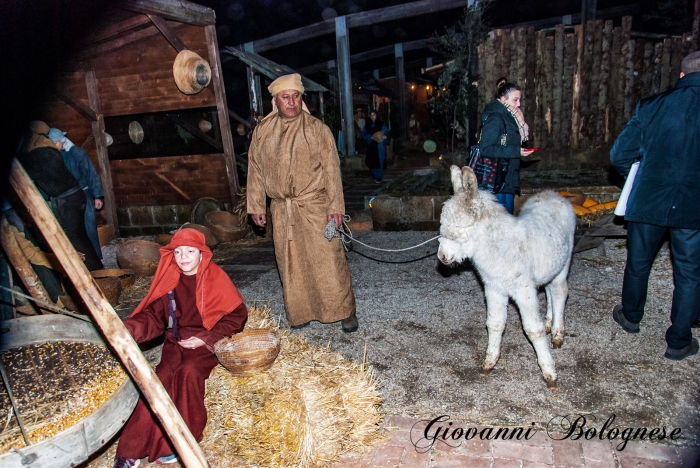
[480,286,509,376]
[545,261,570,349]
[513,286,557,389]
[544,287,553,334]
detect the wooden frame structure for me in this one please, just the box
[36,0,239,236]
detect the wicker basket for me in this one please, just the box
[214,328,281,377]
[173,50,211,95]
[204,211,247,243]
[91,268,137,289]
[92,275,122,305]
[184,223,218,247]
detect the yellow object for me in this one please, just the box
[586,201,618,213]
[571,204,591,216]
[582,198,599,207]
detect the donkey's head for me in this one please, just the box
[438,165,481,265]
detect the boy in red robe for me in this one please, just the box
[113,228,247,467]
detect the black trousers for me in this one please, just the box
[54,191,102,271]
[621,221,700,349]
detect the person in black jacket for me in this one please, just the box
[479,83,532,214]
[610,51,700,360]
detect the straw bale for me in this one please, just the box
[200,303,384,467]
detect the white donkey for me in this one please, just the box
[437,166,576,389]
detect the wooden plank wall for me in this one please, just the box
[476,17,695,152]
[35,19,230,209]
[93,23,217,117]
[111,154,230,206]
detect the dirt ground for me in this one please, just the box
[237,213,700,448]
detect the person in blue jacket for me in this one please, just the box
[48,128,104,260]
[610,51,700,361]
[361,110,390,183]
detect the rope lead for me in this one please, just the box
[324,215,441,253]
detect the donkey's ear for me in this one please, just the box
[462,166,479,197]
[450,165,464,193]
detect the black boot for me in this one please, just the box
[341,313,358,333]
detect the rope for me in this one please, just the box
[325,215,441,253]
[0,286,91,322]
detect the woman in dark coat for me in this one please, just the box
[478,82,533,214]
[361,110,391,182]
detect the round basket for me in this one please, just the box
[90,268,136,289]
[191,197,225,225]
[116,240,161,276]
[97,224,114,246]
[128,121,144,144]
[92,275,122,305]
[204,211,247,243]
[214,328,281,377]
[173,50,211,95]
[184,223,218,247]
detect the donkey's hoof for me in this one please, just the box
[551,339,563,349]
[479,367,493,377]
[546,378,557,390]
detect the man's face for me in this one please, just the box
[274,89,302,118]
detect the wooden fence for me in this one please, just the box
[476,17,696,155]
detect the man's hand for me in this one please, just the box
[251,213,266,227]
[328,213,343,228]
[94,199,103,210]
[178,336,206,349]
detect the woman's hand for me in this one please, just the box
[178,336,206,349]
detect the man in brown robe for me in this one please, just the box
[247,73,358,333]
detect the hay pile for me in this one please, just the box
[200,303,385,467]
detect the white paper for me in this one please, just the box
[614,161,640,216]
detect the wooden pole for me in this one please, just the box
[395,43,407,143]
[0,217,51,314]
[693,0,700,51]
[85,70,119,237]
[336,16,355,157]
[8,159,210,468]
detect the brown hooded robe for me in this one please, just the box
[247,111,355,326]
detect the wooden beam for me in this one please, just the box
[9,159,209,468]
[229,109,252,129]
[0,217,51,314]
[336,16,354,157]
[206,25,241,203]
[148,14,187,52]
[120,0,215,26]
[82,14,151,46]
[85,71,119,236]
[249,0,472,53]
[76,21,185,62]
[166,114,223,151]
[51,88,100,122]
[581,0,597,24]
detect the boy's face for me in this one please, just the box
[174,245,202,276]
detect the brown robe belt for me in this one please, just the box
[273,189,326,240]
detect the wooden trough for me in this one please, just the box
[0,314,139,468]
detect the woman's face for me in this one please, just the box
[370,112,377,122]
[500,90,521,108]
[174,245,202,276]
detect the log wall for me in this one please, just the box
[476,17,696,169]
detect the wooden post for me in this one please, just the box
[85,71,118,236]
[244,42,261,117]
[395,43,407,143]
[8,160,210,468]
[622,17,635,121]
[581,0,597,24]
[598,20,613,147]
[552,25,564,150]
[570,24,584,149]
[206,25,240,203]
[336,16,355,157]
[0,217,50,314]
